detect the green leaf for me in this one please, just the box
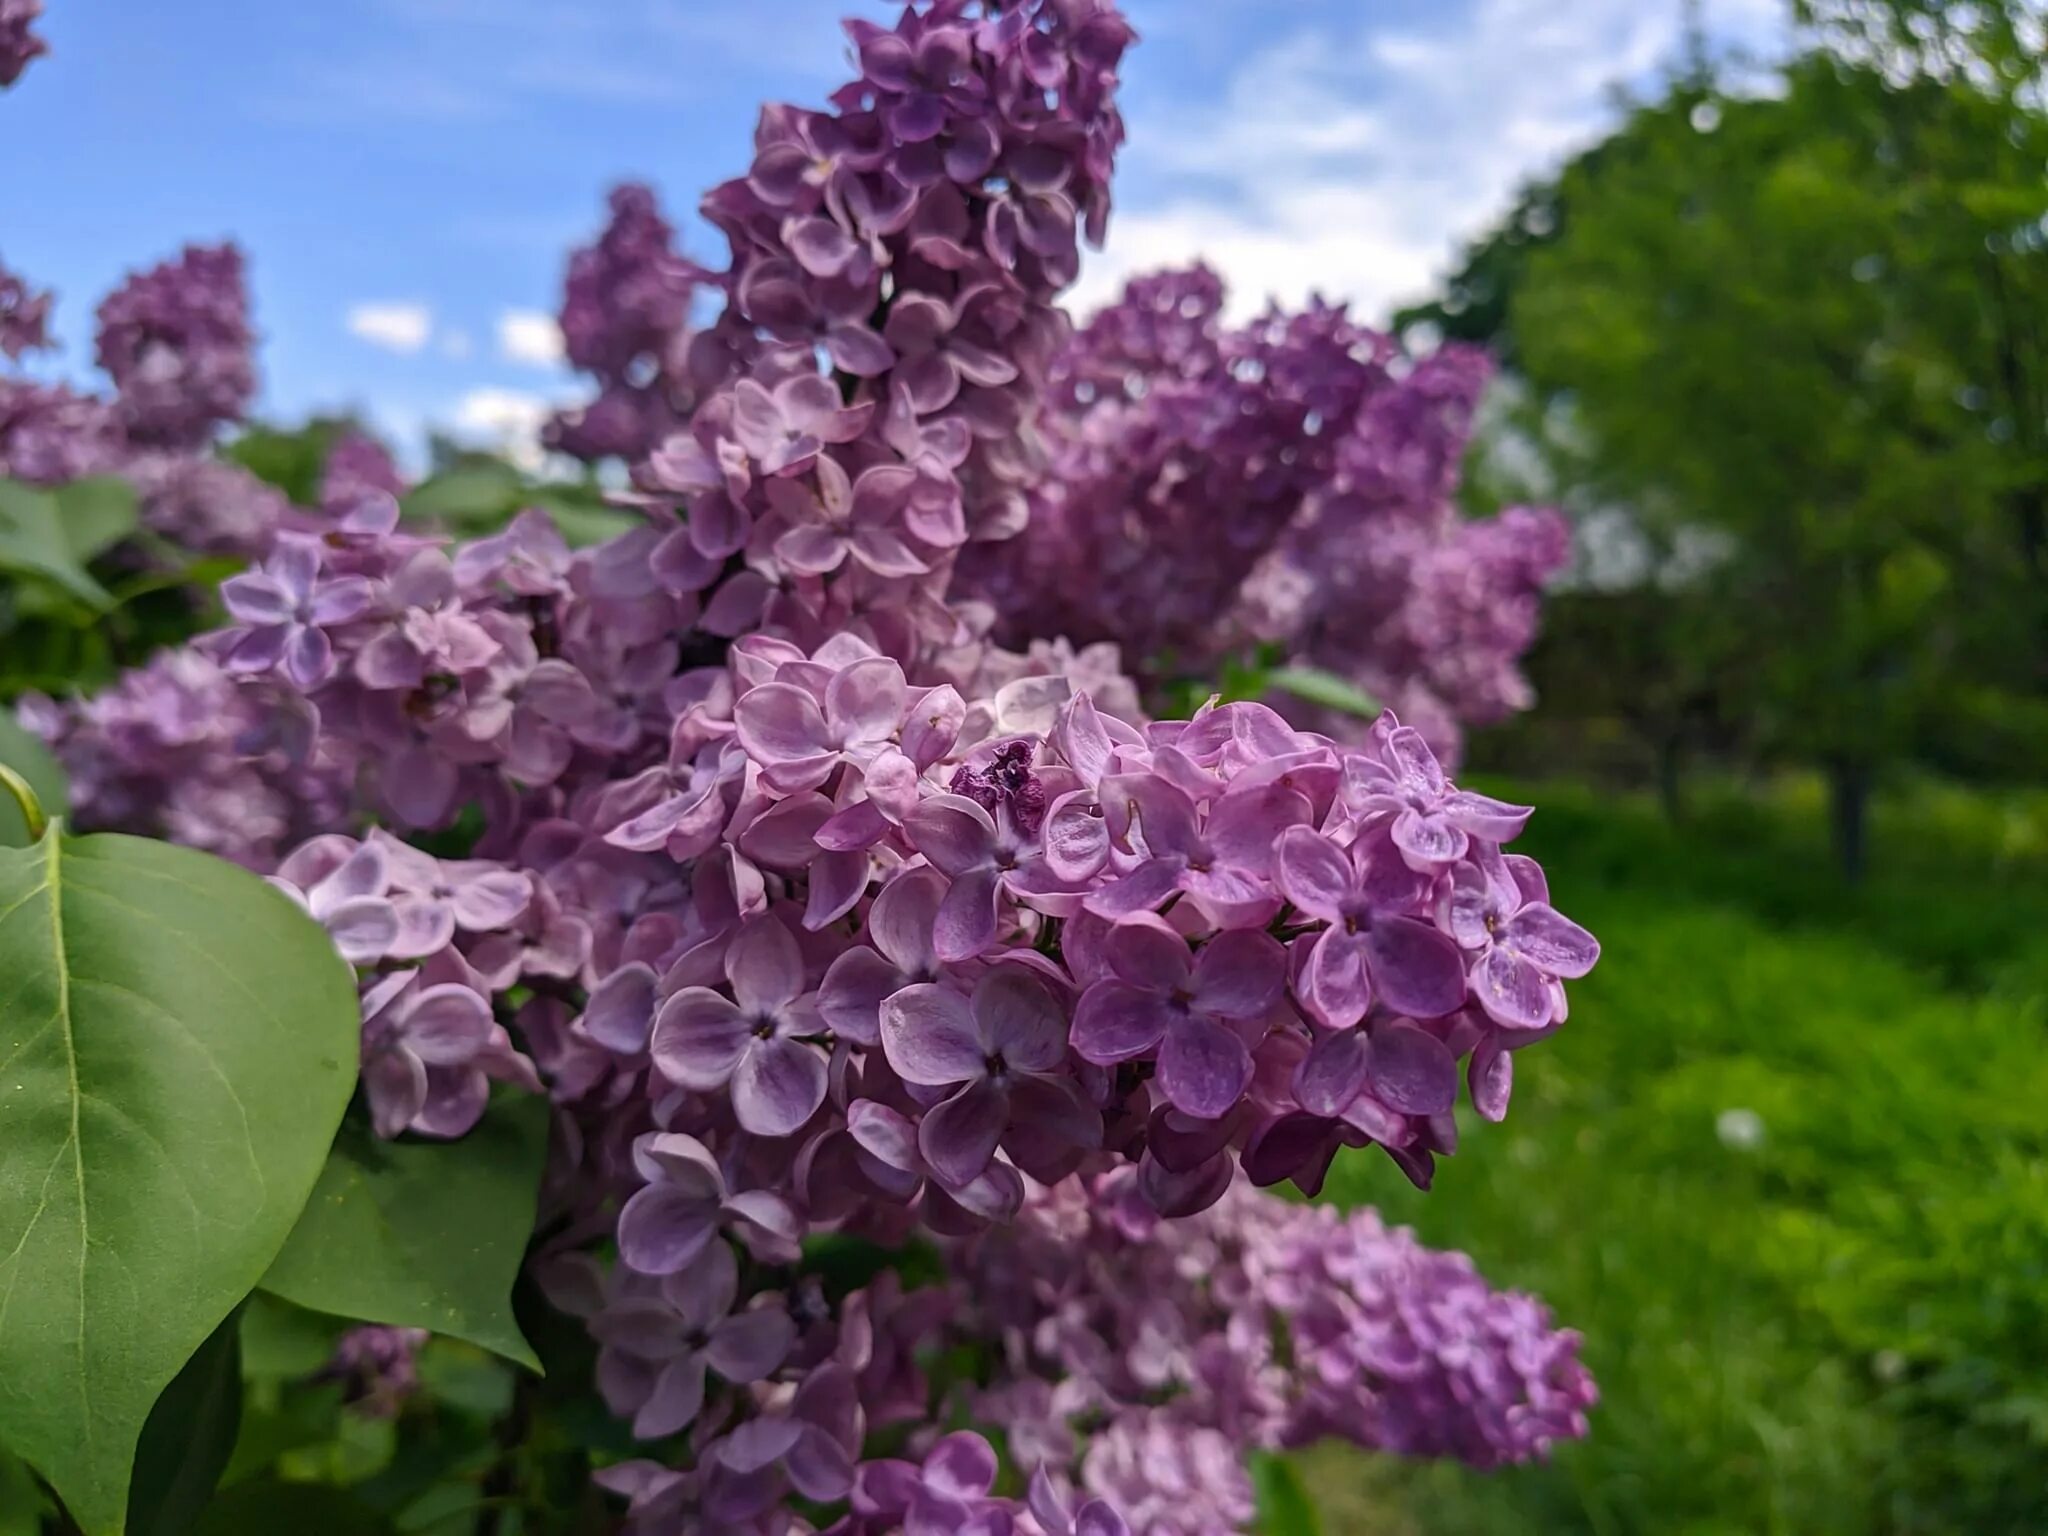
[0,708,64,849]
[1268,666,1382,719]
[0,1447,55,1536]
[129,1312,242,1536]
[0,829,360,1535]
[54,477,141,563]
[262,1097,548,1372]
[1250,1452,1323,1536]
[192,1481,392,1536]
[0,480,114,609]
[529,490,637,548]
[400,463,524,529]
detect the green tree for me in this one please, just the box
[1419,8,2048,875]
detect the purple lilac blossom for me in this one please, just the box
[0,0,44,87]
[26,2,1603,1529]
[0,256,53,357]
[94,242,257,449]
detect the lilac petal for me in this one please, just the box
[280,626,331,696]
[1157,1016,1253,1121]
[1191,929,1286,1019]
[1384,726,1446,797]
[725,916,806,1015]
[932,864,1003,964]
[918,1078,1005,1188]
[220,573,294,626]
[785,216,863,279]
[817,947,902,1047]
[1102,773,1200,858]
[450,870,531,931]
[584,962,659,1054]
[972,967,1065,1072]
[1368,1023,1459,1115]
[846,1098,924,1174]
[825,656,906,746]
[1076,1502,1132,1536]
[1204,783,1310,875]
[1442,790,1534,843]
[1392,807,1468,869]
[1068,980,1172,1065]
[1274,827,1357,922]
[824,323,896,377]
[1470,1034,1513,1122]
[363,1047,427,1138]
[775,522,848,575]
[904,793,995,878]
[650,989,752,1089]
[718,1416,804,1474]
[707,1309,795,1383]
[804,849,870,931]
[1474,947,1556,1031]
[786,1427,855,1503]
[1102,913,1191,993]
[737,793,834,869]
[633,1356,707,1440]
[1446,865,1499,951]
[1080,857,1184,920]
[632,1132,725,1194]
[1364,916,1467,1019]
[1043,792,1110,883]
[1299,928,1373,1030]
[224,623,289,676]
[388,898,457,961]
[308,575,374,626]
[616,1184,719,1275]
[924,1432,999,1502]
[734,682,831,766]
[731,1038,829,1138]
[879,982,984,1087]
[325,897,399,965]
[401,984,493,1064]
[869,867,942,973]
[1508,904,1601,978]
[1294,1027,1372,1118]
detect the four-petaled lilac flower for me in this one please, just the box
[1344,724,1532,870]
[221,536,372,690]
[269,834,400,965]
[374,833,533,959]
[1027,1467,1132,1536]
[879,966,1098,1189]
[1447,845,1598,1030]
[817,868,944,1045]
[592,1240,796,1439]
[771,457,928,578]
[650,915,830,1138]
[358,972,497,1139]
[1086,775,1309,929]
[904,792,1073,962]
[614,1131,801,1275]
[1070,917,1284,1120]
[852,1432,1017,1535]
[734,655,907,793]
[729,374,872,477]
[1275,824,1467,1028]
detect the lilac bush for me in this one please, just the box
[959,265,1569,760]
[12,1,1601,1529]
[0,0,43,89]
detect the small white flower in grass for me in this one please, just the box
[1716,1107,1765,1151]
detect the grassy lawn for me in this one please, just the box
[1300,776,2048,1536]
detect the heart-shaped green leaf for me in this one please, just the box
[54,477,141,564]
[0,828,359,1534]
[129,1311,243,1536]
[261,1097,548,1372]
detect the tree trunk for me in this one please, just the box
[1656,731,1686,824]
[1828,758,1871,885]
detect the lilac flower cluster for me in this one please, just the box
[0,256,52,358]
[544,184,708,465]
[0,243,283,557]
[22,2,1601,1528]
[325,1326,431,1419]
[0,0,44,88]
[962,265,1570,761]
[959,1175,1595,1509]
[93,242,258,449]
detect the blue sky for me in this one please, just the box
[5,0,1782,464]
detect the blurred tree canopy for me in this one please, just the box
[1410,0,2048,875]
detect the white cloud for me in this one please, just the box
[496,309,565,367]
[1077,0,1788,326]
[346,302,434,354]
[452,387,553,472]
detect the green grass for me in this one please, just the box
[1301,776,2048,1535]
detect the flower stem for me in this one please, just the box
[0,763,47,843]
